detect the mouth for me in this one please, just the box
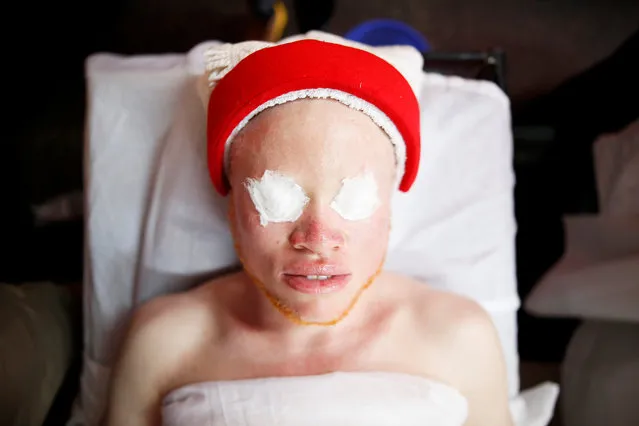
[282,274,352,294]
[282,261,352,294]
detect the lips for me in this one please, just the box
[282,262,351,294]
[282,274,351,294]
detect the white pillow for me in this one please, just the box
[525,215,639,322]
[74,41,524,425]
[525,121,639,323]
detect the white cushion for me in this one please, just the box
[73,40,528,424]
[525,121,639,322]
[525,215,639,323]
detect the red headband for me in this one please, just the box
[206,39,421,196]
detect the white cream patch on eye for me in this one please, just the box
[245,171,310,227]
[331,171,380,221]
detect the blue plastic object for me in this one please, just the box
[344,19,430,53]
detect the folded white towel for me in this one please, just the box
[162,372,468,426]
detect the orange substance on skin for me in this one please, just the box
[228,199,384,326]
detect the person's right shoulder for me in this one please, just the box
[105,282,229,425]
[104,289,212,425]
[126,285,218,354]
[115,285,220,385]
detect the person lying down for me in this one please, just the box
[104,39,514,426]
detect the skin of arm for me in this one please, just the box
[103,297,182,426]
[413,289,514,426]
[447,301,514,426]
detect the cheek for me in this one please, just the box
[235,192,264,232]
[346,206,391,253]
[232,197,291,263]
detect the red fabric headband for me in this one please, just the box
[206,39,421,196]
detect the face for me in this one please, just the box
[227,99,396,325]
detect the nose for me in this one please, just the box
[289,218,345,255]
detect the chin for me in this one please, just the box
[280,273,375,321]
[245,264,382,326]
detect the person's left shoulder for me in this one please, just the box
[380,272,500,354]
[396,275,494,338]
[394,275,514,425]
[392,274,504,374]
[433,294,495,342]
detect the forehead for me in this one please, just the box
[228,99,395,181]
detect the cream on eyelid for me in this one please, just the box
[331,172,380,221]
[245,171,310,227]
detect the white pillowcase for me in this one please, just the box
[74,39,524,425]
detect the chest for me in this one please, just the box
[216,323,424,381]
[218,332,380,379]
[165,308,432,395]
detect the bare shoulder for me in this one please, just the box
[390,274,513,425]
[417,288,503,370]
[127,284,217,343]
[105,282,227,425]
[388,273,496,342]
[111,281,223,387]
[385,273,504,376]
[118,271,246,369]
